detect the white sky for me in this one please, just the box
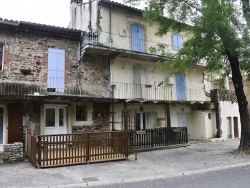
[0,0,139,28]
[0,0,71,27]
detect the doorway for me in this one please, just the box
[226,117,232,138]
[0,106,4,151]
[135,111,157,130]
[233,117,239,138]
[177,113,189,127]
[44,106,67,135]
[8,103,23,144]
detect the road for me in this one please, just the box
[90,164,250,188]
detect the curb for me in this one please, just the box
[24,162,250,188]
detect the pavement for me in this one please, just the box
[1,139,250,188]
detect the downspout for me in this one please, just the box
[108,4,113,47]
[110,56,115,130]
[88,0,92,31]
[109,3,115,130]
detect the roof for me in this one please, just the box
[99,0,143,16]
[0,18,82,40]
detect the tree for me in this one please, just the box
[143,0,250,151]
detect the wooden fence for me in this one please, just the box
[27,128,188,168]
[27,131,128,168]
[129,127,188,150]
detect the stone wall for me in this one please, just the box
[0,30,78,87]
[70,53,110,97]
[3,142,23,163]
[72,102,111,133]
[0,152,3,163]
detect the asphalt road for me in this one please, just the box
[90,164,250,188]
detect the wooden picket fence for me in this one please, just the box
[27,128,188,168]
[27,131,128,168]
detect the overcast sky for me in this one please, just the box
[0,0,71,27]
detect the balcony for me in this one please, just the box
[112,82,208,102]
[0,78,111,100]
[82,30,176,56]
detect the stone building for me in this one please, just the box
[0,19,112,153]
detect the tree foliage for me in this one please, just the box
[144,0,250,76]
[143,0,250,150]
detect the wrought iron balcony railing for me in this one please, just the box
[0,79,111,99]
[0,78,208,102]
[83,30,177,56]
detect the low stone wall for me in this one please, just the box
[3,142,24,163]
[0,152,3,163]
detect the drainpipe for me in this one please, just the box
[108,4,113,47]
[88,0,92,31]
[110,56,115,130]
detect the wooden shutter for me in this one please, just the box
[177,36,183,50]
[137,25,145,52]
[176,74,186,101]
[47,48,65,92]
[131,24,145,52]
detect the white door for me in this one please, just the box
[0,107,5,151]
[177,113,189,128]
[44,106,67,135]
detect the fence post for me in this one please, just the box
[86,133,90,163]
[125,131,129,159]
[151,129,154,147]
[37,136,41,168]
[185,127,188,143]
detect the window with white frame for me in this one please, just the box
[172,35,183,51]
[0,44,3,71]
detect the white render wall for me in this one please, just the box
[190,111,216,140]
[219,101,241,139]
[112,57,205,88]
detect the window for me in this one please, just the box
[172,35,183,51]
[0,44,3,71]
[76,105,87,121]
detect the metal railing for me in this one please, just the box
[112,82,207,102]
[83,30,177,56]
[129,127,188,150]
[0,79,111,99]
[0,79,207,102]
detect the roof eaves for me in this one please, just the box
[99,0,142,16]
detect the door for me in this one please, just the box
[136,111,157,130]
[47,48,65,92]
[136,112,146,130]
[8,103,23,143]
[226,117,232,138]
[177,113,189,128]
[131,24,145,52]
[0,107,4,151]
[233,117,239,138]
[176,74,186,101]
[133,64,147,98]
[44,106,67,135]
